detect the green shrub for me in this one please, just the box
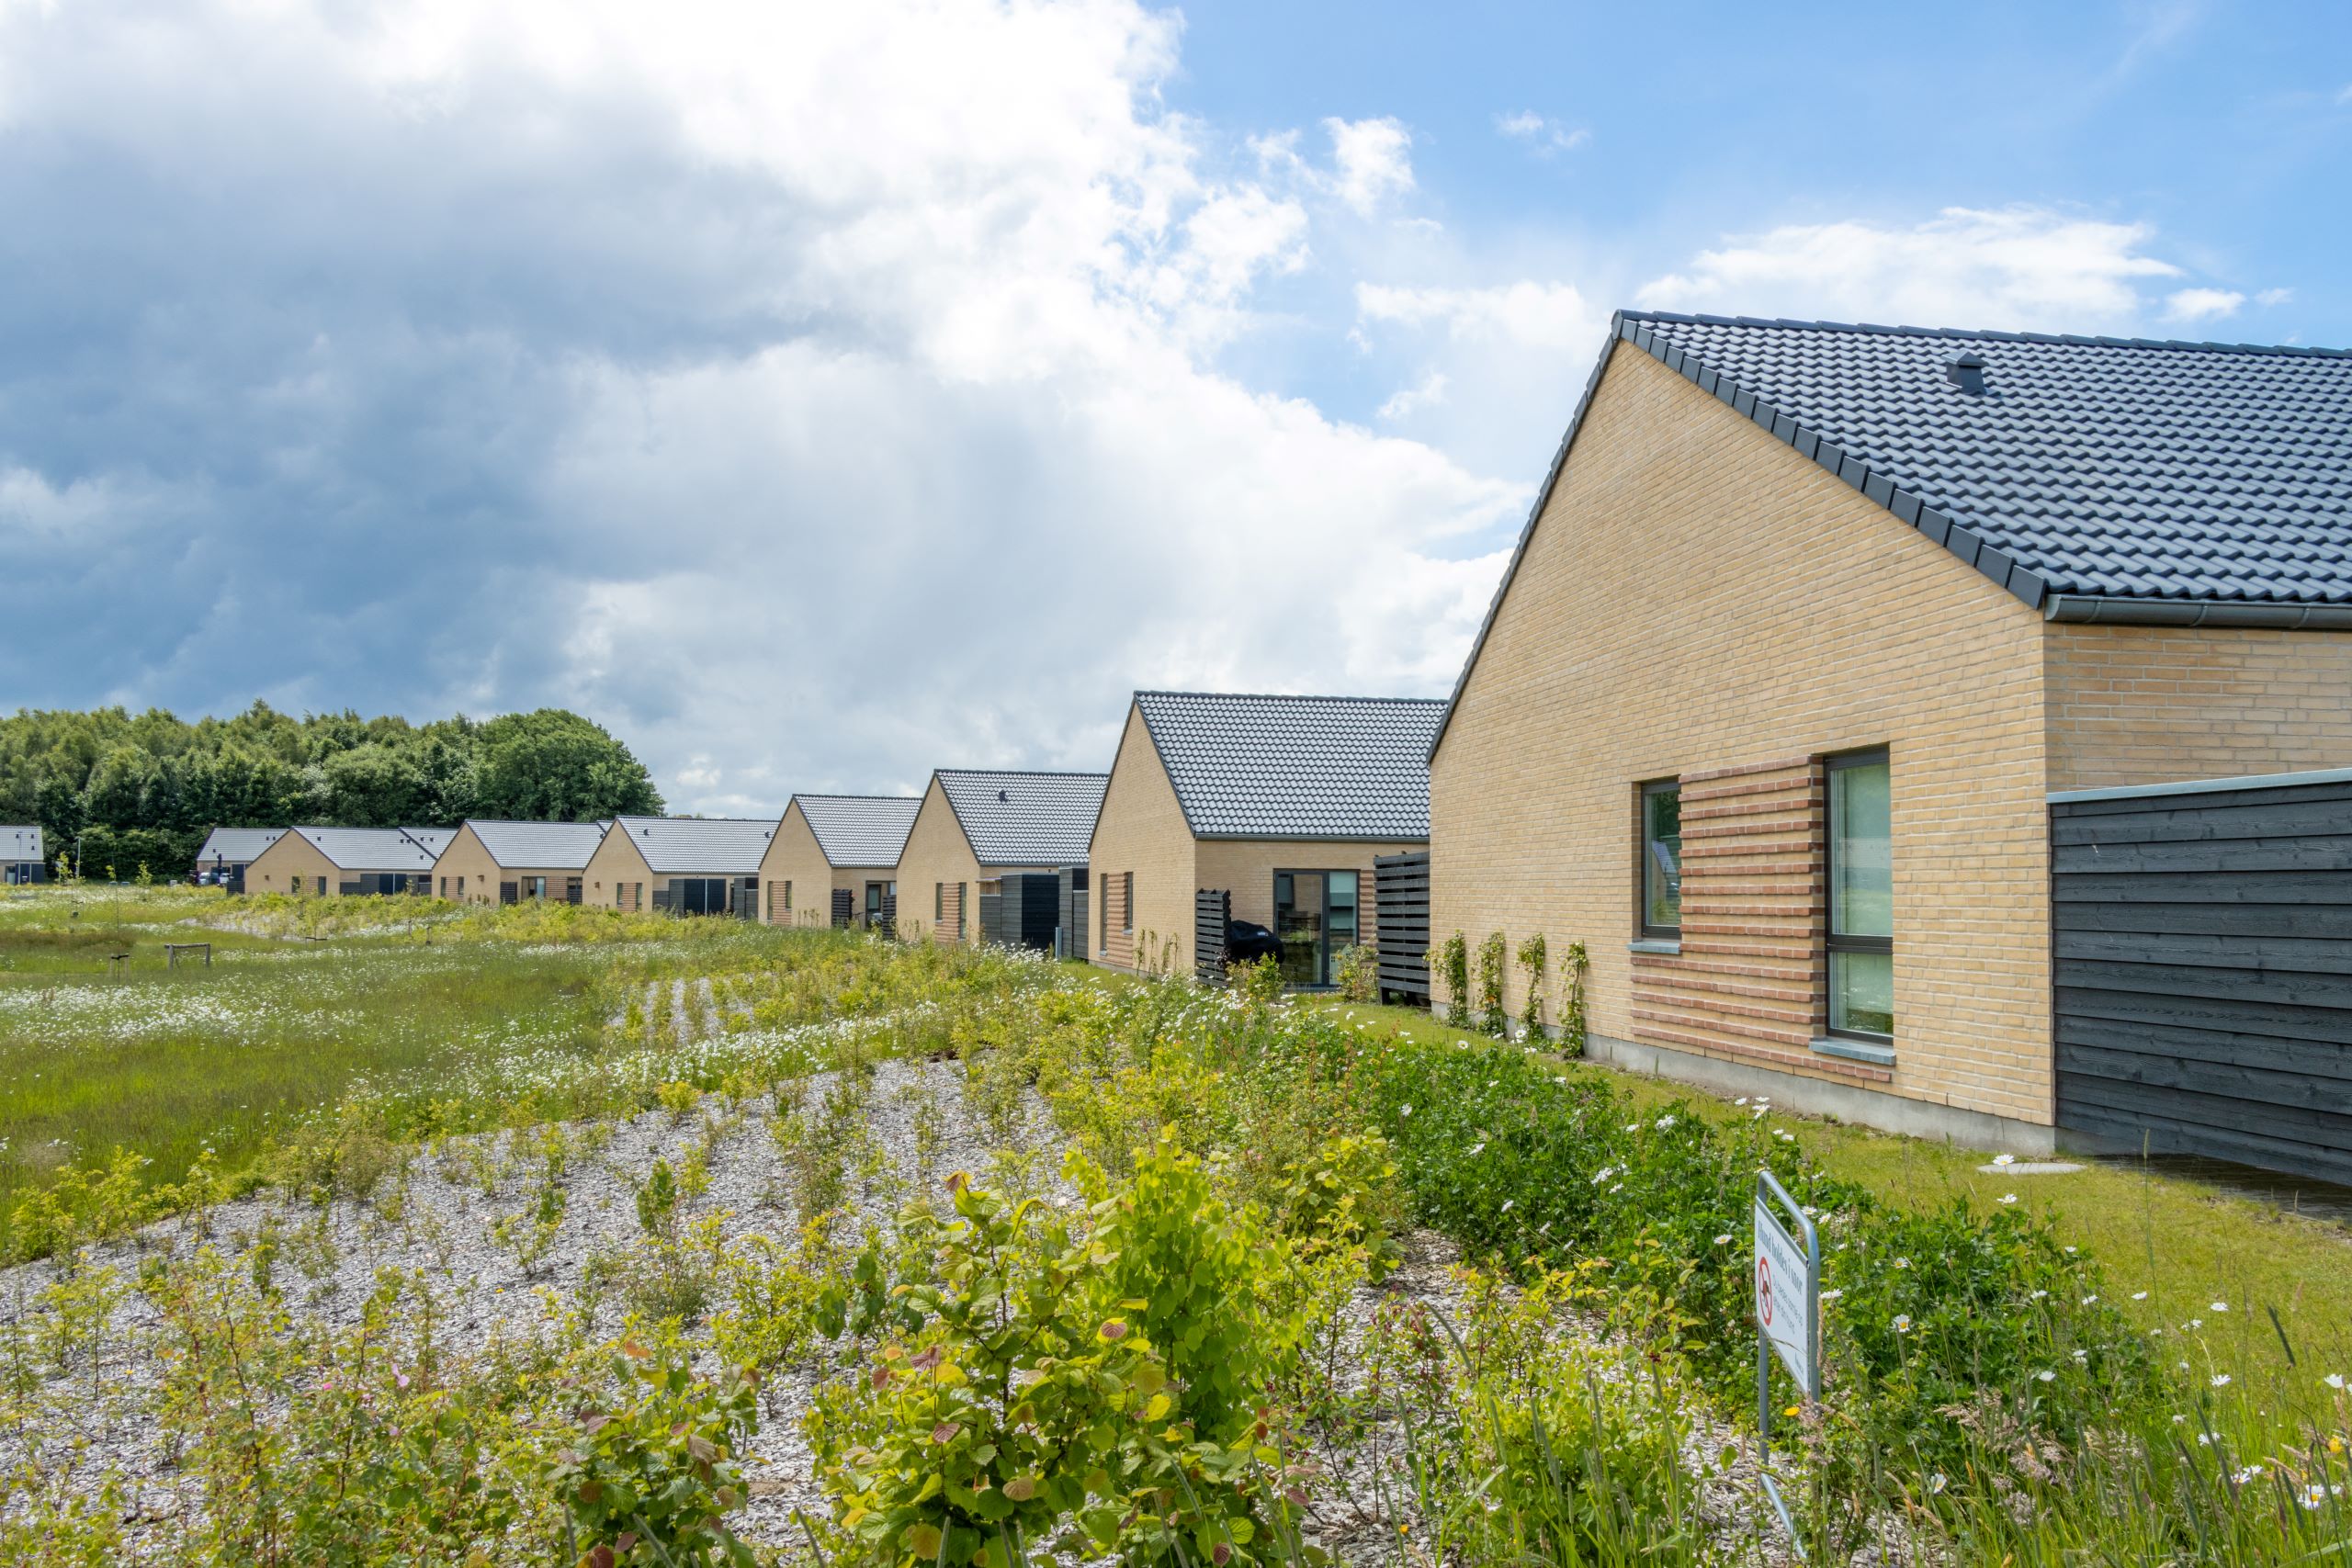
[1475,932,1510,1038]
[1431,932,1470,1029]
[1514,931,1547,1039]
[546,1325,761,1567]
[809,1175,1173,1565]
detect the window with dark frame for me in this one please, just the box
[1098,872,1109,953]
[1638,780,1682,938]
[1121,871,1133,933]
[956,882,967,940]
[1826,750,1894,1040]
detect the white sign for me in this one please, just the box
[1753,1196,1814,1391]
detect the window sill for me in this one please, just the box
[1627,938,1681,956]
[1810,1035,1895,1069]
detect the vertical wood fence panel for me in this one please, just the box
[1374,852,1430,1003]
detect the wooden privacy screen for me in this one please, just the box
[2052,773,2352,1185]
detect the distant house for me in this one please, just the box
[758,795,922,928]
[244,827,445,896]
[581,816,778,916]
[1430,310,2352,1159]
[1089,691,1442,983]
[434,820,612,905]
[895,770,1106,946]
[192,828,287,892]
[1,825,44,885]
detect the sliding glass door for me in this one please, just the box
[1272,869,1360,987]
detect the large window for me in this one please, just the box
[1826,751,1893,1039]
[1639,780,1682,938]
[1272,869,1359,987]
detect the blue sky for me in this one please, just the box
[1,0,2346,812]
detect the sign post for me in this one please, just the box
[1754,1168,1819,1554]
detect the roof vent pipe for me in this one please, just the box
[1944,349,1988,396]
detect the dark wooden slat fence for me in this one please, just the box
[1057,866,1090,961]
[2052,771,2352,1185]
[1194,888,1230,985]
[1374,851,1430,1004]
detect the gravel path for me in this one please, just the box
[0,1048,1811,1565]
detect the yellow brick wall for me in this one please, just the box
[1087,704,1200,972]
[582,830,657,910]
[433,827,503,902]
[2044,624,2352,790]
[428,825,586,904]
[758,804,838,925]
[1197,839,1419,952]
[1430,344,2055,1126]
[894,777,985,945]
[246,833,339,896]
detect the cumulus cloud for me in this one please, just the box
[1323,116,1416,216]
[1377,370,1449,422]
[1494,111,1589,153]
[2162,287,2245,323]
[1635,206,2185,331]
[1356,281,1604,351]
[0,0,1516,808]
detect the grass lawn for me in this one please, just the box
[1305,997,2352,1403]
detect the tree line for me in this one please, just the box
[0,704,664,878]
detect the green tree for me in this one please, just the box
[472,710,662,820]
[318,743,431,827]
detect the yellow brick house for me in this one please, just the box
[1088,691,1442,981]
[245,827,445,896]
[582,816,778,915]
[895,770,1105,946]
[433,819,611,905]
[757,795,922,928]
[1430,311,2352,1155]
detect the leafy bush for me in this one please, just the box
[812,1174,1245,1566]
[1557,940,1589,1057]
[547,1326,761,1566]
[1476,931,1510,1037]
[1331,941,1379,1003]
[1514,931,1547,1039]
[1431,932,1470,1029]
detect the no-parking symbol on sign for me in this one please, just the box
[1754,1187,1816,1393]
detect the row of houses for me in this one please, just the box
[21,312,2352,1183]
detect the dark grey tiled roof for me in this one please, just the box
[2,825,43,863]
[468,819,610,869]
[1132,691,1442,840]
[403,828,457,858]
[1625,311,2352,606]
[1432,309,2352,761]
[194,827,285,864]
[611,815,778,874]
[795,795,921,868]
[292,827,443,872]
[937,771,1106,866]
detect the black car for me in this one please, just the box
[1224,919,1282,967]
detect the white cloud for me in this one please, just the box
[1635,206,2183,331]
[2335,82,2352,105]
[1323,116,1415,216]
[1377,369,1449,422]
[2255,286,2295,307]
[1356,280,1605,351]
[0,0,1516,807]
[2162,287,2245,323]
[1494,111,1589,153]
